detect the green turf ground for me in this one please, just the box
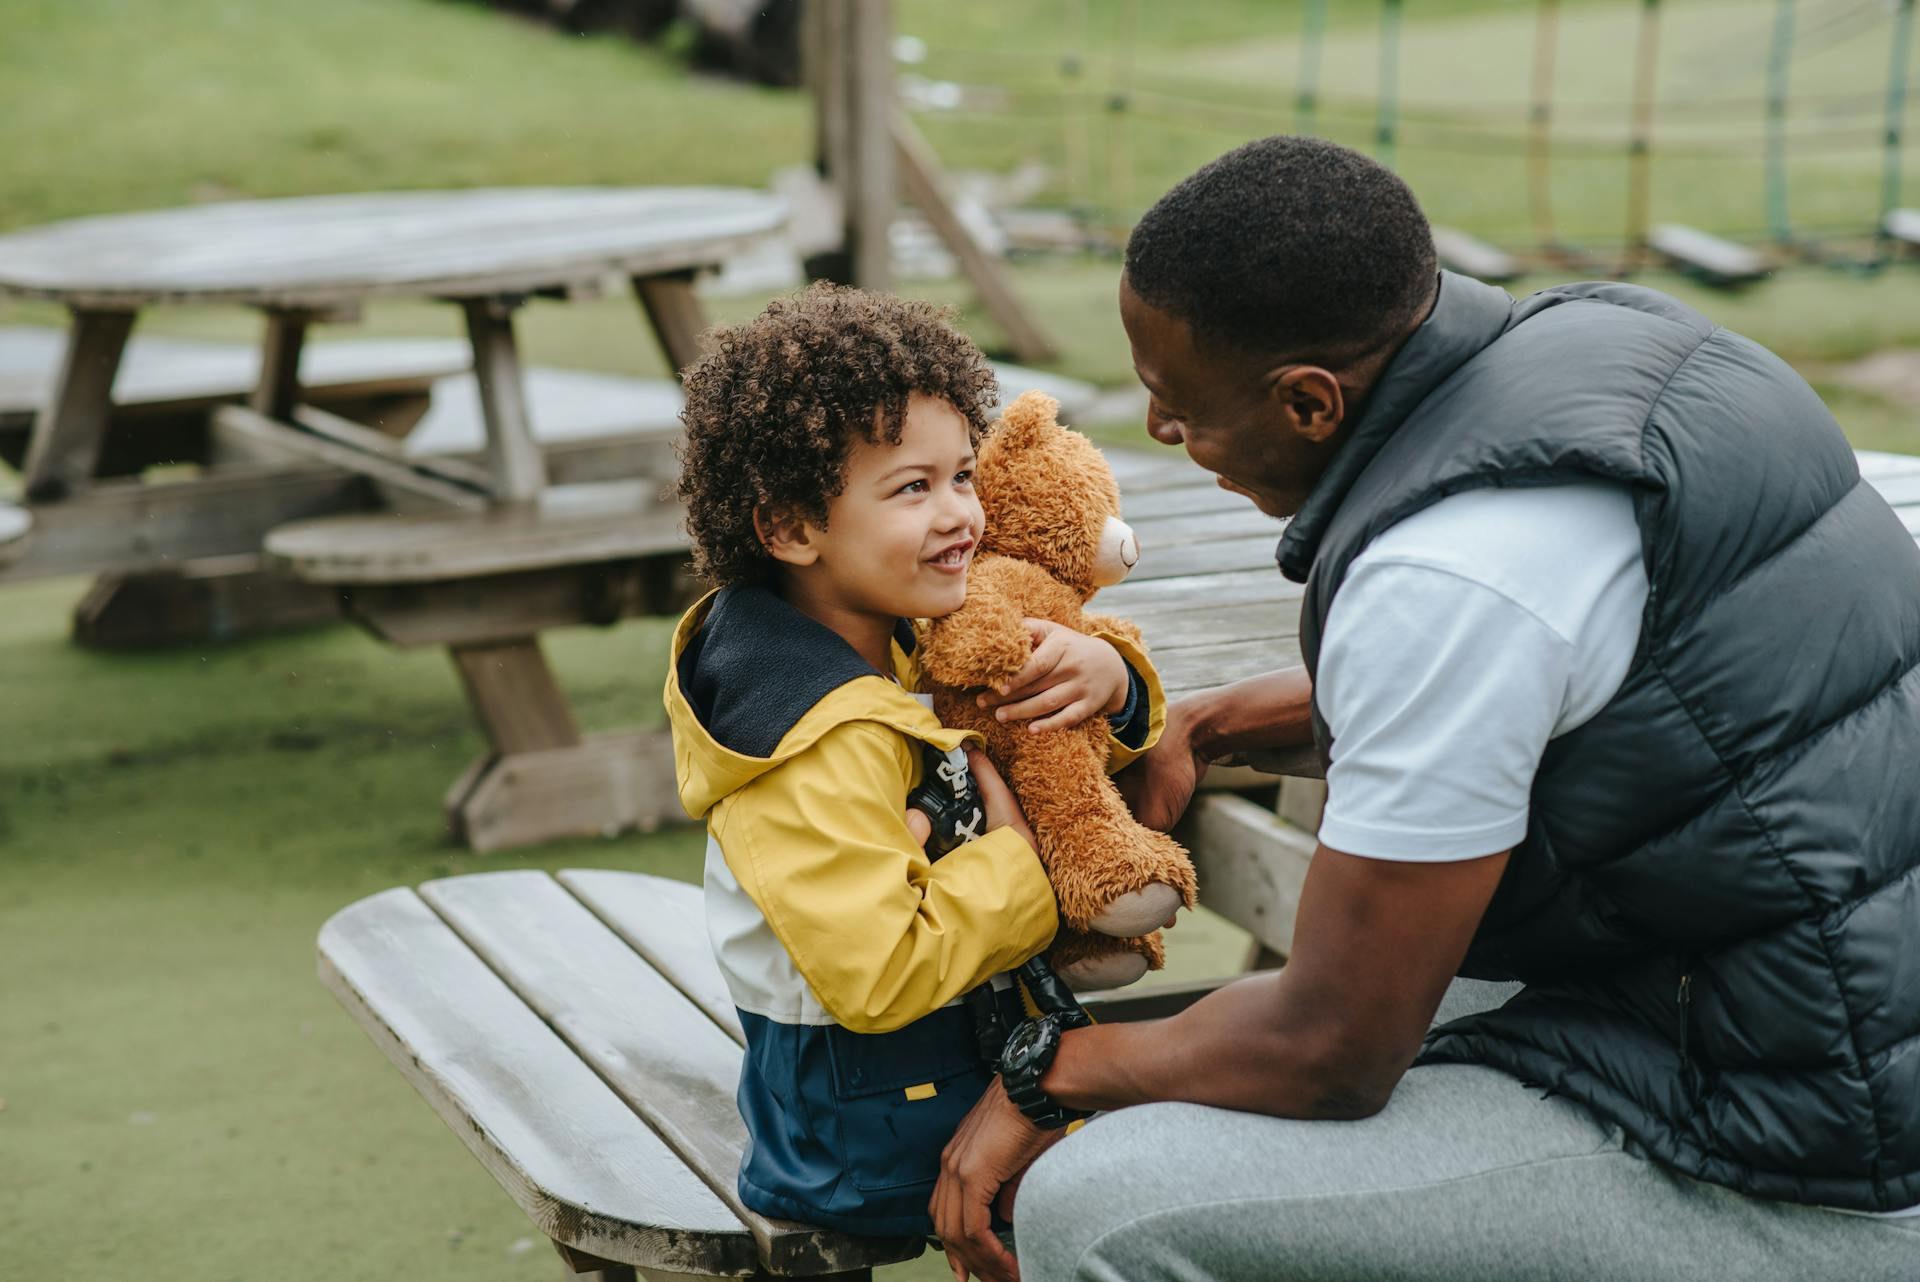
[2,2,1918,1278]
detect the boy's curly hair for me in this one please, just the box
[676,283,1000,585]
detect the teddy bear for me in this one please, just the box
[917,390,1198,990]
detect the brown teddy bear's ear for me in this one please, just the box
[990,390,1062,450]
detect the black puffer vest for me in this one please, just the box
[1283,272,1920,1211]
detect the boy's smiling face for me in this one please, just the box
[766,392,984,653]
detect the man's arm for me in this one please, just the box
[930,842,1506,1282]
[1046,841,1507,1116]
[1119,666,1315,831]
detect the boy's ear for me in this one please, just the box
[754,504,819,567]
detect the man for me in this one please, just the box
[929,136,1920,1282]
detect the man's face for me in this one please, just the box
[1119,277,1344,520]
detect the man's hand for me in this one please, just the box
[931,1078,1064,1282]
[1116,696,1209,832]
[977,620,1129,733]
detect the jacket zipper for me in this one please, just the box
[1676,965,1696,1088]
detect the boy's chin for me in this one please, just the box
[906,582,970,620]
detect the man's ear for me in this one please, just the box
[754,505,820,568]
[1267,366,1346,444]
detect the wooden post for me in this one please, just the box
[250,309,311,420]
[892,112,1058,363]
[805,0,893,291]
[461,297,548,503]
[450,639,582,756]
[632,271,711,377]
[21,308,137,501]
[844,0,895,292]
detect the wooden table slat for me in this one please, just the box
[0,188,785,309]
[265,479,687,583]
[418,872,921,1276]
[316,887,757,1275]
[559,869,745,1044]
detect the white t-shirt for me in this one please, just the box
[1313,483,1920,1219]
[1315,481,1647,862]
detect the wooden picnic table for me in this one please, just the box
[0,187,784,506]
[321,868,1202,1281]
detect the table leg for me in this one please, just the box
[451,639,582,755]
[461,297,547,502]
[21,307,137,501]
[249,308,311,419]
[631,272,710,377]
[443,637,676,852]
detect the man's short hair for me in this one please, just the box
[676,283,998,586]
[1124,136,1437,365]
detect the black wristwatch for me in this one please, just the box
[998,1013,1090,1130]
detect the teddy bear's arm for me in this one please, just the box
[1082,612,1144,648]
[919,557,1037,689]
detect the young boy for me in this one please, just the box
[662,285,1164,1236]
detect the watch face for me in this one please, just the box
[1004,1019,1045,1068]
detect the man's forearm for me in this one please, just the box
[1040,969,1406,1121]
[1183,666,1315,762]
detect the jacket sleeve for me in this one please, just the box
[1092,627,1167,772]
[718,720,1059,1034]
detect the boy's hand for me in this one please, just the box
[977,620,1129,733]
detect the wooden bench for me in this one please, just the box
[1649,224,1770,289]
[266,480,695,851]
[320,867,1248,1280]
[0,328,471,476]
[1430,226,1520,284]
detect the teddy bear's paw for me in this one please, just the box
[1088,881,1183,937]
[1056,949,1150,992]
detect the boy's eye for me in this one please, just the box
[897,479,930,495]
[954,469,973,486]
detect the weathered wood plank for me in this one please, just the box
[0,188,785,310]
[560,870,744,1044]
[250,310,309,419]
[1,462,376,581]
[1158,636,1303,696]
[1174,793,1317,957]
[1097,567,1297,612]
[19,308,135,499]
[1649,224,1768,288]
[0,329,471,429]
[450,640,581,755]
[214,404,488,511]
[632,273,711,376]
[1131,535,1287,582]
[892,111,1056,364]
[289,403,493,491]
[266,480,686,584]
[449,731,681,852]
[70,554,341,649]
[420,872,923,1276]
[463,298,548,502]
[338,558,695,649]
[1130,505,1286,549]
[317,887,757,1275]
[1431,226,1519,283]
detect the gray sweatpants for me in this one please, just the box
[1016,981,1920,1281]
